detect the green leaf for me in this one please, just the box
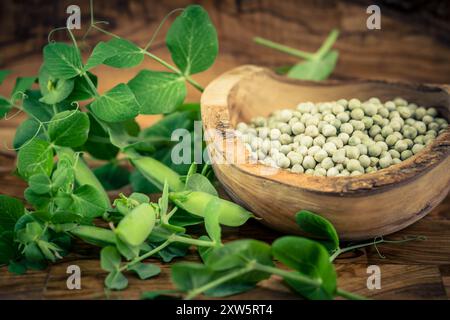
[85,38,144,70]
[141,290,180,300]
[28,174,52,195]
[166,5,218,75]
[104,38,144,68]
[0,195,25,234]
[204,198,221,244]
[295,210,339,252]
[115,236,140,261]
[13,118,45,149]
[24,188,51,209]
[43,43,83,79]
[48,110,89,147]
[57,184,108,219]
[11,77,36,101]
[171,262,215,292]
[185,173,217,196]
[128,70,186,114]
[105,271,128,290]
[128,262,161,280]
[0,96,11,118]
[17,139,54,180]
[38,65,74,104]
[0,231,18,264]
[67,72,98,101]
[7,259,27,274]
[287,50,339,81]
[130,170,159,194]
[93,163,130,191]
[0,70,11,85]
[100,246,121,272]
[90,83,139,122]
[272,236,337,300]
[206,240,273,272]
[22,90,54,122]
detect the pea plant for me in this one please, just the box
[0,3,421,300]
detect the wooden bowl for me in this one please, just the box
[200,65,450,240]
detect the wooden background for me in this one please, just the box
[0,0,449,300]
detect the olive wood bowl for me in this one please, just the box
[200,65,450,240]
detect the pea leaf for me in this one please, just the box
[127,262,161,280]
[0,97,11,118]
[205,240,273,271]
[295,210,339,252]
[28,174,52,195]
[22,90,54,122]
[171,262,215,292]
[115,236,140,261]
[104,38,143,68]
[166,5,218,75]
[83,114,119,160]
[48,110,90,147]
[272,236,337,300]
[13,118,46,149]
[93,163,130,191]
[66,72,98,101]
[128,70,186,114]
[56,184,108,219]
[185,173,217,196]
[100,246,121,272]
[17,139,54,180]
[0,195,25,234]
[203,198,221,244]
[11,77,36,101]
[0,231,19,264]
[0,70,10,85]
[287,50,339,81]
[90,83,139,122]
[24,188,51,209]
[105,271,128,290]
[85,38,144,70]
[43,43,83,79]
[38,65,74,104]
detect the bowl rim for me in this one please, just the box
[200,65,450,196]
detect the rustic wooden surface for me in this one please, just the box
[1,0,450,300]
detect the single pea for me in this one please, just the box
[389,111,401,120]
[362,116,374,129]
[332,104,345,115]
[401,150,413,160]
[277,155,291,168]
[394,97,408,106]
[385,134,399,146]
[328,137,344,149]
[403,126,418,139]
[376,141,388,152]
[261,139,271,154]
[313,135,326,147]
[348,136,361,146]
[378,107,390,118]
[287,151,303,165]
[291,122,305,135]
[279,133,292,145]
[302,155,316,169]
[372,115,384,126]
[307,145,322,156]
[321,157,335,170]
[390,119,402,132]
[369,125,381,137]
[323,141,337,156]
[359,155,371,168]
[327,167,339,177]
[348,98,361,110]
[278,109,293,122]
[322,124,337,137]
[278,123,292,134]
[296,145,309,156]
[291,164,304,173]
[305,116,320,127]
[280,145,292,155]
[346,159,361,172]
[405,118,416,126]
[370,157,379,166]
[404,138,414,148]
[350,120,365,131]
[314,149,328,162]
[340,123,354,135]
[332,149,346,164]
[257,150,266,160]
[252,116,267,127]
[340,169,350,176]
[374,134,384,142]
[365,166,377,173]
[288,117,300,126]
[422,115,433,125]
[338,132,350,144]
[379,156,392,169]
[394,140,408,152]
[337,112,350,123]
[368,144,382,157]
[271,140,282,150]
[236,122,248,132]
[362,103,377,116]
[346,146,360,159]
[313,168,327,176]
[428,122,440,131]
[270,128,281,140]
[412,144,424,154]
[385,101,396,111]
[351,108,365,120]
[381,126,394,138]
[305,125,320,137]
[414,135,425,145]
[299,136,313,147]
[427,107,438,117]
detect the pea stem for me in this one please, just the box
[253,37,315,60]
[185,263,255,300]
[253,263,322,287]
[314,29,339,60]
[171,234,216,247]
[120,238,173,271]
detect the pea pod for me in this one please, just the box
[169,191,253,227]
[126,151,184,192]
[115,203,156,246]
[69,225,116,247]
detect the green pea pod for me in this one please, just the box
[115,203,156,246]
[69,225,116,247]
[169,191,254,227]
[126,151,184,192]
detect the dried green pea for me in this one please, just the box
[412,144,424,154]
[401,150,413,160]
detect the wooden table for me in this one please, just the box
[1,0,450,300]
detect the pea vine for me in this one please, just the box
[0,3,424,300]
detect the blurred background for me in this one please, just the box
[0,0,450,143]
